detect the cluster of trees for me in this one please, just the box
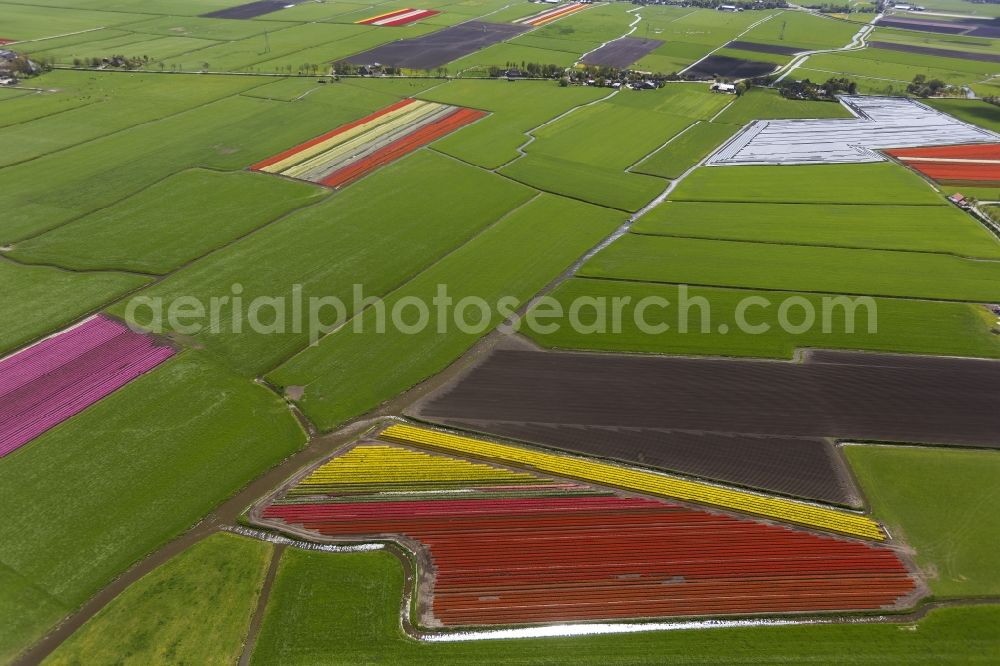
[802,3,879,13]
[907,74,949,97]
[781,76,858,99]
[71,54,150,70]
[332,61,403,76]
[487,61,565,78]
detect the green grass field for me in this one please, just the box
[10,169,327,274]
[269,194,625,431]
[924,98,1000,134]
[44,533,272,666]
[0,71,260,168]
[632,201,1000,257]
[112,151,534,376]
[0,261,148,356]
[846,446,1000,598]
[0,3,143,40]
[714,88,855,125]
[633,121,741,179]
[669,162,944,205]
[418,80,608,168]
[608,83,733,119]
[737,10,860,50]
[527,102,693,170]
[250,548,1000,664]
[802,49,993,95]
[500,153,666,212]
[524,277,1000,359]
[0,353,304,663]
[0,77,409,241]
[580,234,1000,301]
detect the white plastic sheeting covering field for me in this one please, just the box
[706,96,999,166]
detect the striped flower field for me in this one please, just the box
[514,2,590,27]
[0,315,174,458]
[886,143,1000,187]
[250,99,486,188]
[356,8,440,26]
[262,442,918,625]
[380,424,887,540]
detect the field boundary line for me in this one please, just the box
[624,230,1000,261]
[0,96,102,131]
[572,274,1000,304]
[0,75,276,173]
[0,251,159,278]
[259,190,544,378]
[627,119,701,174]
[237,542,286,666]
[505,114,718,325]
[497,86,620,169]
[10,26,106,46]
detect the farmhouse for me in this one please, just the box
[948,193,970,209]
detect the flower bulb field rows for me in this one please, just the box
[0,315,174,458]
[250,98,487,187]
[259,440,918,626]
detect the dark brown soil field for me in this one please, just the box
[581,37,664,68]
[413,347,1000,501]
[727,40,801,56]
[434,419,858,505]
[877,17,970,34]
[346,21,531,70]
[202,0,305,19]
[686,55,777,79]
[878,16,1000,38]
[869,40,1000,63]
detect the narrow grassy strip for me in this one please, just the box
[669,163,944,205]
[579,235,1000,302]
[631,201,1000,258]
[380,424,885,540]
[268,194,624,430]
[525,278,1000,360]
